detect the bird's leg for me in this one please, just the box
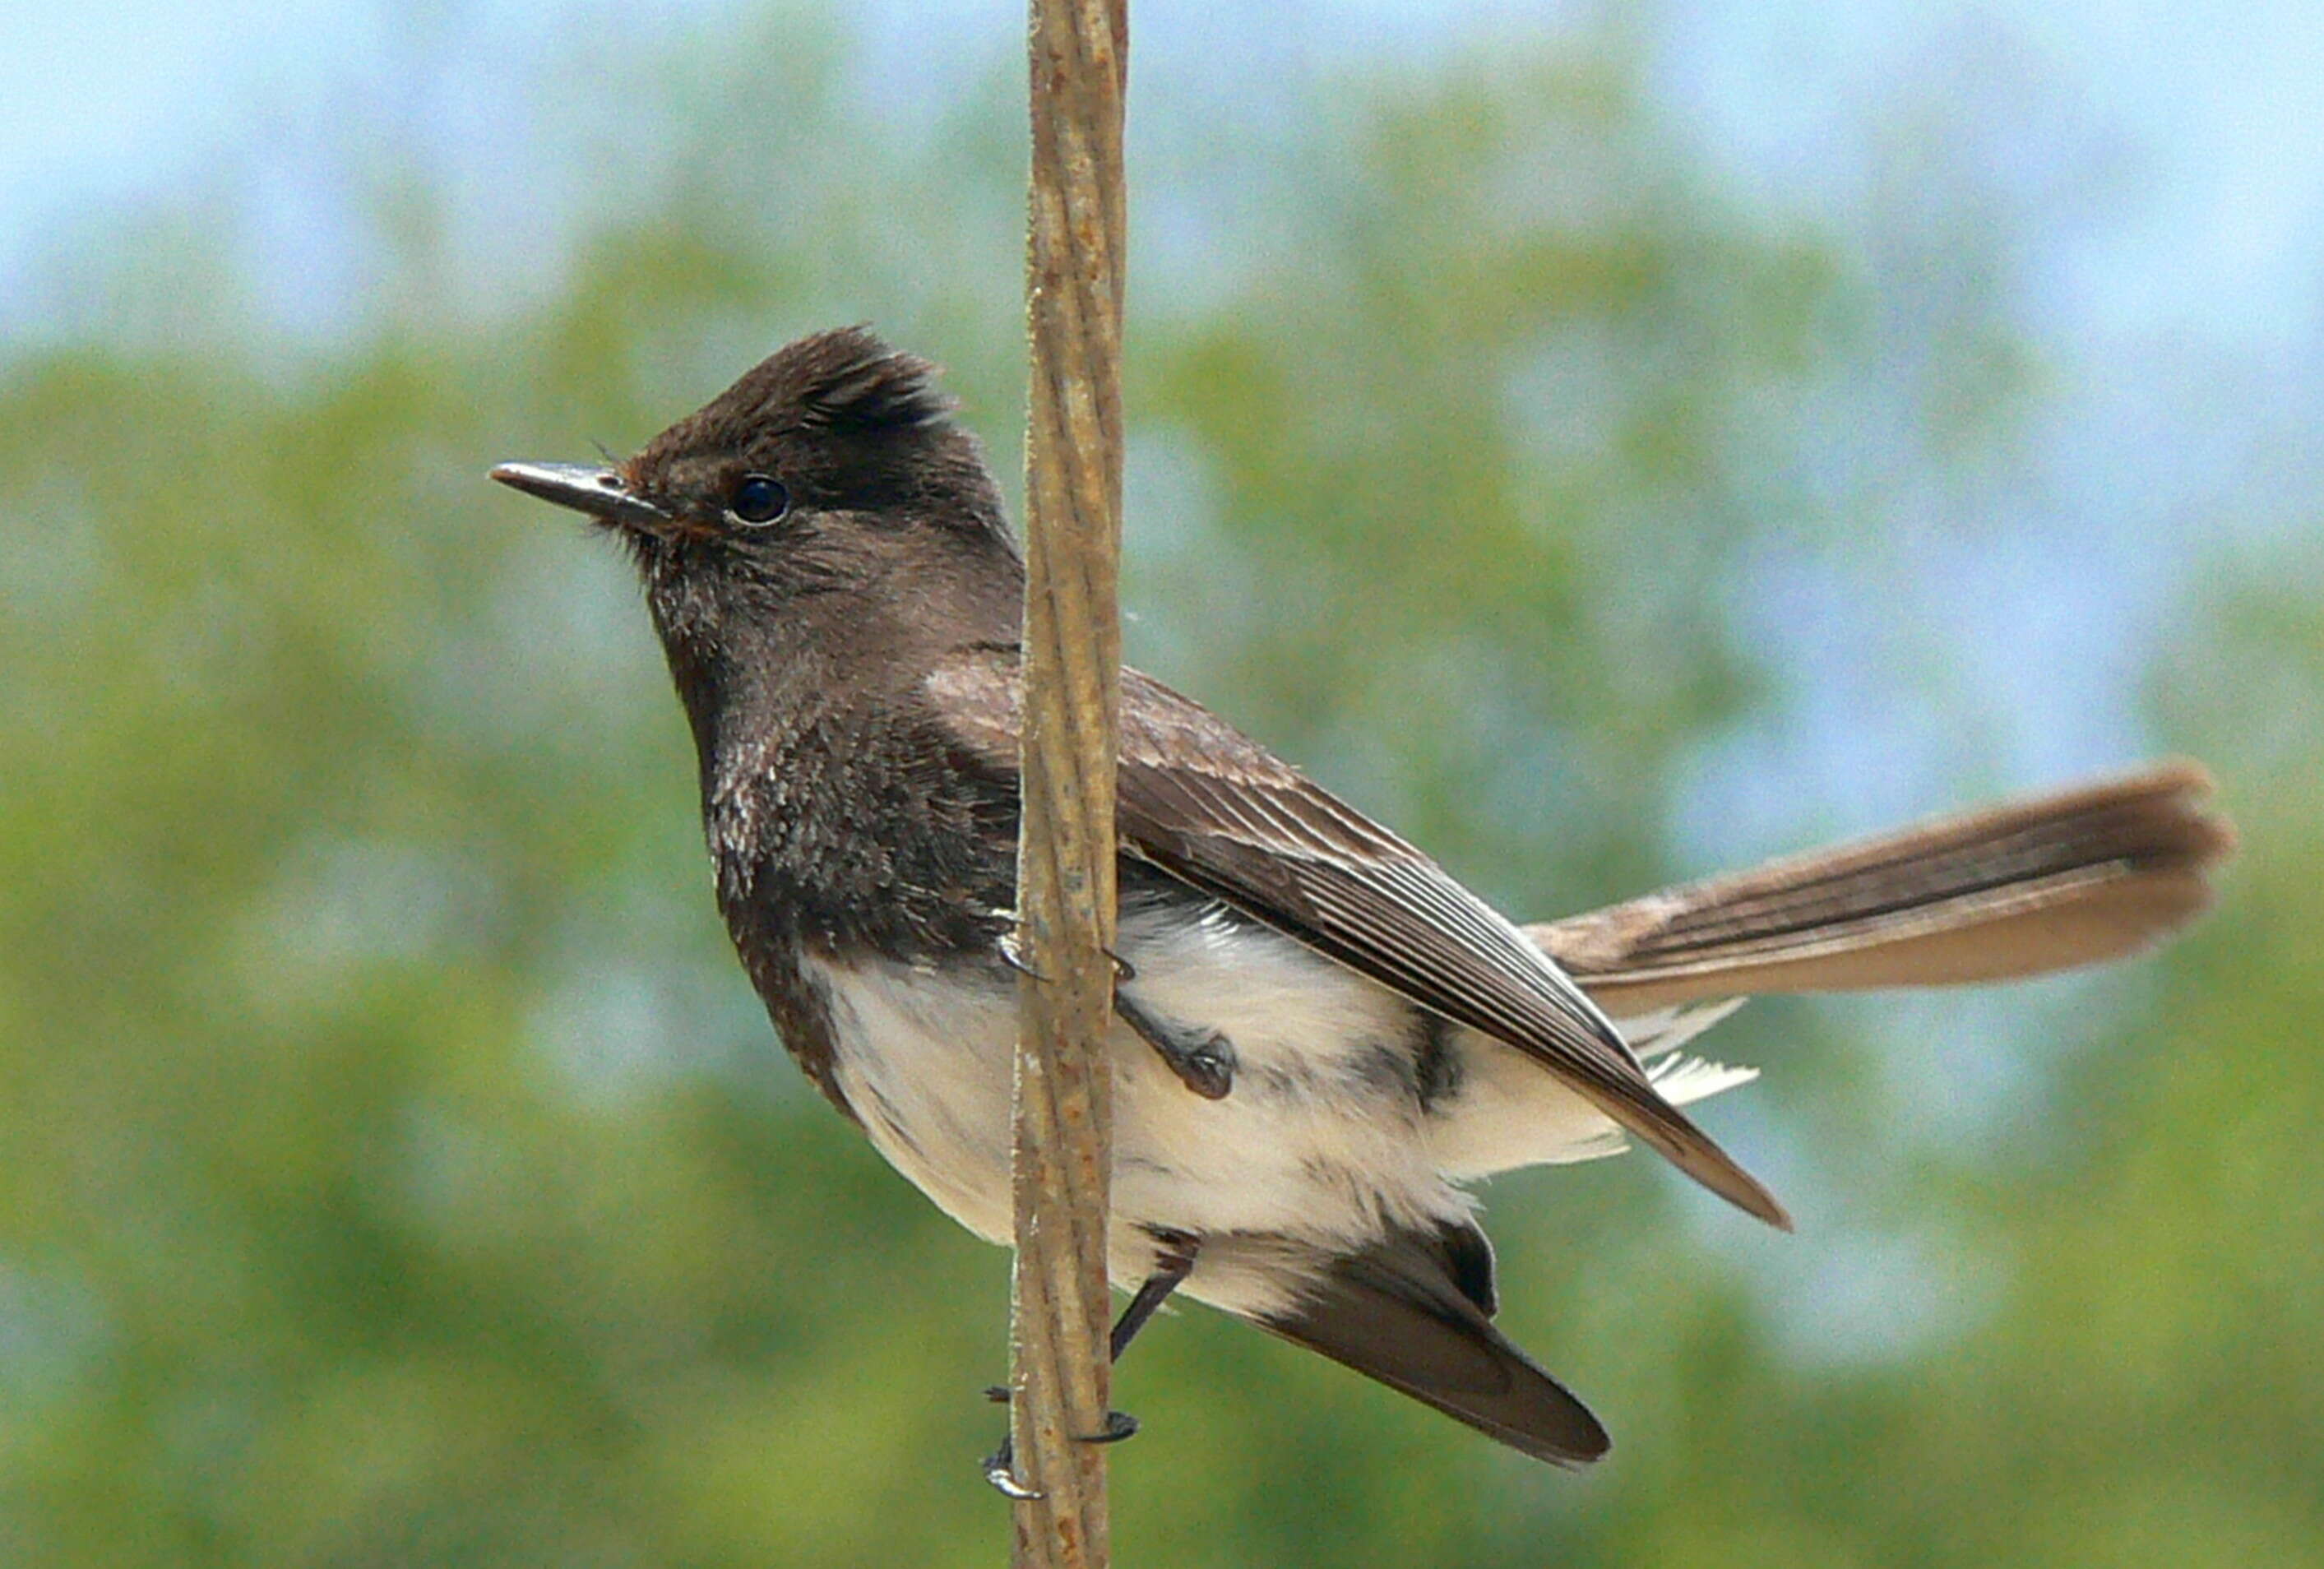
[981,1230,1203,1496]
[1007,937,1233,1099]
[1114,992,1236,1100]
[1107,1228,1199,1363]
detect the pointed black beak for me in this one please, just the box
[489,461,670,530]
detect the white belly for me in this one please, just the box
[801,907,1756,1317]
[804,907,1470,1316]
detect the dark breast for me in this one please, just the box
[704,706,1021,1108]
[709,704,1021,955]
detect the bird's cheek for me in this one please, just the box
[613,511,722,546]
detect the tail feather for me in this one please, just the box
[1533,761,2234,1013]
[1252,1223,1609,1466]
[1256,764,2231,1468]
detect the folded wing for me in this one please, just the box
[926,646,1789,1228]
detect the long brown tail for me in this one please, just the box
[1531,761,2235,1016]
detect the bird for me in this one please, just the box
[491,325,2234,1472]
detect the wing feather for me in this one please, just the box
[927,646,1788,1228]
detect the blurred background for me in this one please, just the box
[3,1,2319,1563]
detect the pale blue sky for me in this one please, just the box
[3,0,2319,347]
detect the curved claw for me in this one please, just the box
[1081,1409,1141,1445]
[979,1398,1137,1497]
[995,931,1050,985]
[983,1447,1044,1502]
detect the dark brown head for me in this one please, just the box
[493,326,1021,660]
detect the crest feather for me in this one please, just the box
[788,325,953,432]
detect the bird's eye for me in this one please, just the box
[729,474,789,525]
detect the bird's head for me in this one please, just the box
[493,326,1018,651]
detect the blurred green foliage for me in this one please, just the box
[2,18,2317,1569]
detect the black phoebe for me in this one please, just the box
[492,326,2232,1467]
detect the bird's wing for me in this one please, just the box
[925,646,1787,1227]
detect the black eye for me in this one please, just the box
[729,474,789,525]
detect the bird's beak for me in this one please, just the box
[489,461,670,531]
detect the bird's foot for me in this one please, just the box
[981,1433,1042,1501]
[1173,1034,1236,1099]
[1114,995,1237,1099]
[979,1386,1142,1497]
[1085,1409,1141,1444]
[994,930,1049,985]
